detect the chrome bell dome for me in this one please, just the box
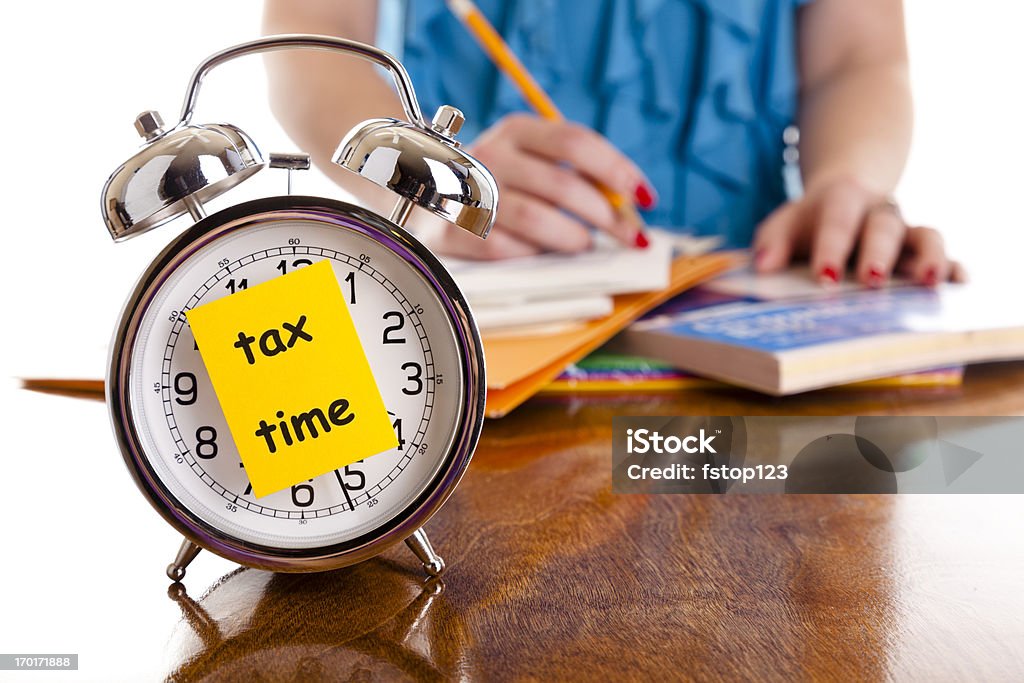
[101,111,264,241]
[333,105,498,237]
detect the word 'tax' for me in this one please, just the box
[234,315,313,365]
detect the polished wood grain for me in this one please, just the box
[148,362,1024,681]
[13,364,1024,680]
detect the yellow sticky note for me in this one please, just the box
[187,260,398,498]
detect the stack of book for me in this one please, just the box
[442,231,699,332]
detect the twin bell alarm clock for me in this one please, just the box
[101,36,497,581]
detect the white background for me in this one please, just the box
[0,2,1021,679]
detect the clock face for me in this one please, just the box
[116,203,479,557]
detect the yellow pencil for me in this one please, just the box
[445,0,650,245]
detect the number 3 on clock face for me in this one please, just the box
[110,197,485,571]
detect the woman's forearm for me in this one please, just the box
[798,61,913,195]
[795,0,912,195]
[263,0,402,211]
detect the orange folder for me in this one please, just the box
[482,252,738,417]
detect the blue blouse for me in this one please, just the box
[381,0,809,248]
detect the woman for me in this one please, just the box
[263,0,959,286]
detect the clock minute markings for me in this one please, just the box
[161,243,430,519]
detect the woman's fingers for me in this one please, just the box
[809,182,870,284]
[509,115,654,202]
[855,205,906,287]
[493,189,595,253]
[495,146,636,245]
[433,184,599,259]
[467,114,652,252]
[949,260,969,283]
[752,201,807,272]
[753,176,958,287]
[423,219,542,261]
[898,226,951,285]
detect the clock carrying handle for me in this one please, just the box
[176,34,427,129]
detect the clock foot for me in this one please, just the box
[166,539,202,582]
[405,529,445,577]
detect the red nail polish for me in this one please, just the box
[634,183,656,210]
[635,231,650,249]
[923,267,939,287]
[819,265,839,283]
[753,247,768,267]
[868,266,885,288]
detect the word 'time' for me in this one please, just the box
[255,399,356,454]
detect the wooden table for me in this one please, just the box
[7,363,1024,681]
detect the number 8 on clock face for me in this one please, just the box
[102,36,497,578]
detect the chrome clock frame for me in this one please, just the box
[107,196,486,577]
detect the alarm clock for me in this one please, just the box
[101,36,497,581]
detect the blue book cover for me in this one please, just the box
[649,288,947,352]
[620,275,1023,394]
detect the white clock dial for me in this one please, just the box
[122,209,471,552]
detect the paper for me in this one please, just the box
[474,295,613,331]
[443,230,674,306]
[187,260,398,497]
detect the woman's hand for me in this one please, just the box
[420,113,656,260]
[752,176,966,286]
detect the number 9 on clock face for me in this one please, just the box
[109,198,484,570]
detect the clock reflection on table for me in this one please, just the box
[164,560,467,681]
